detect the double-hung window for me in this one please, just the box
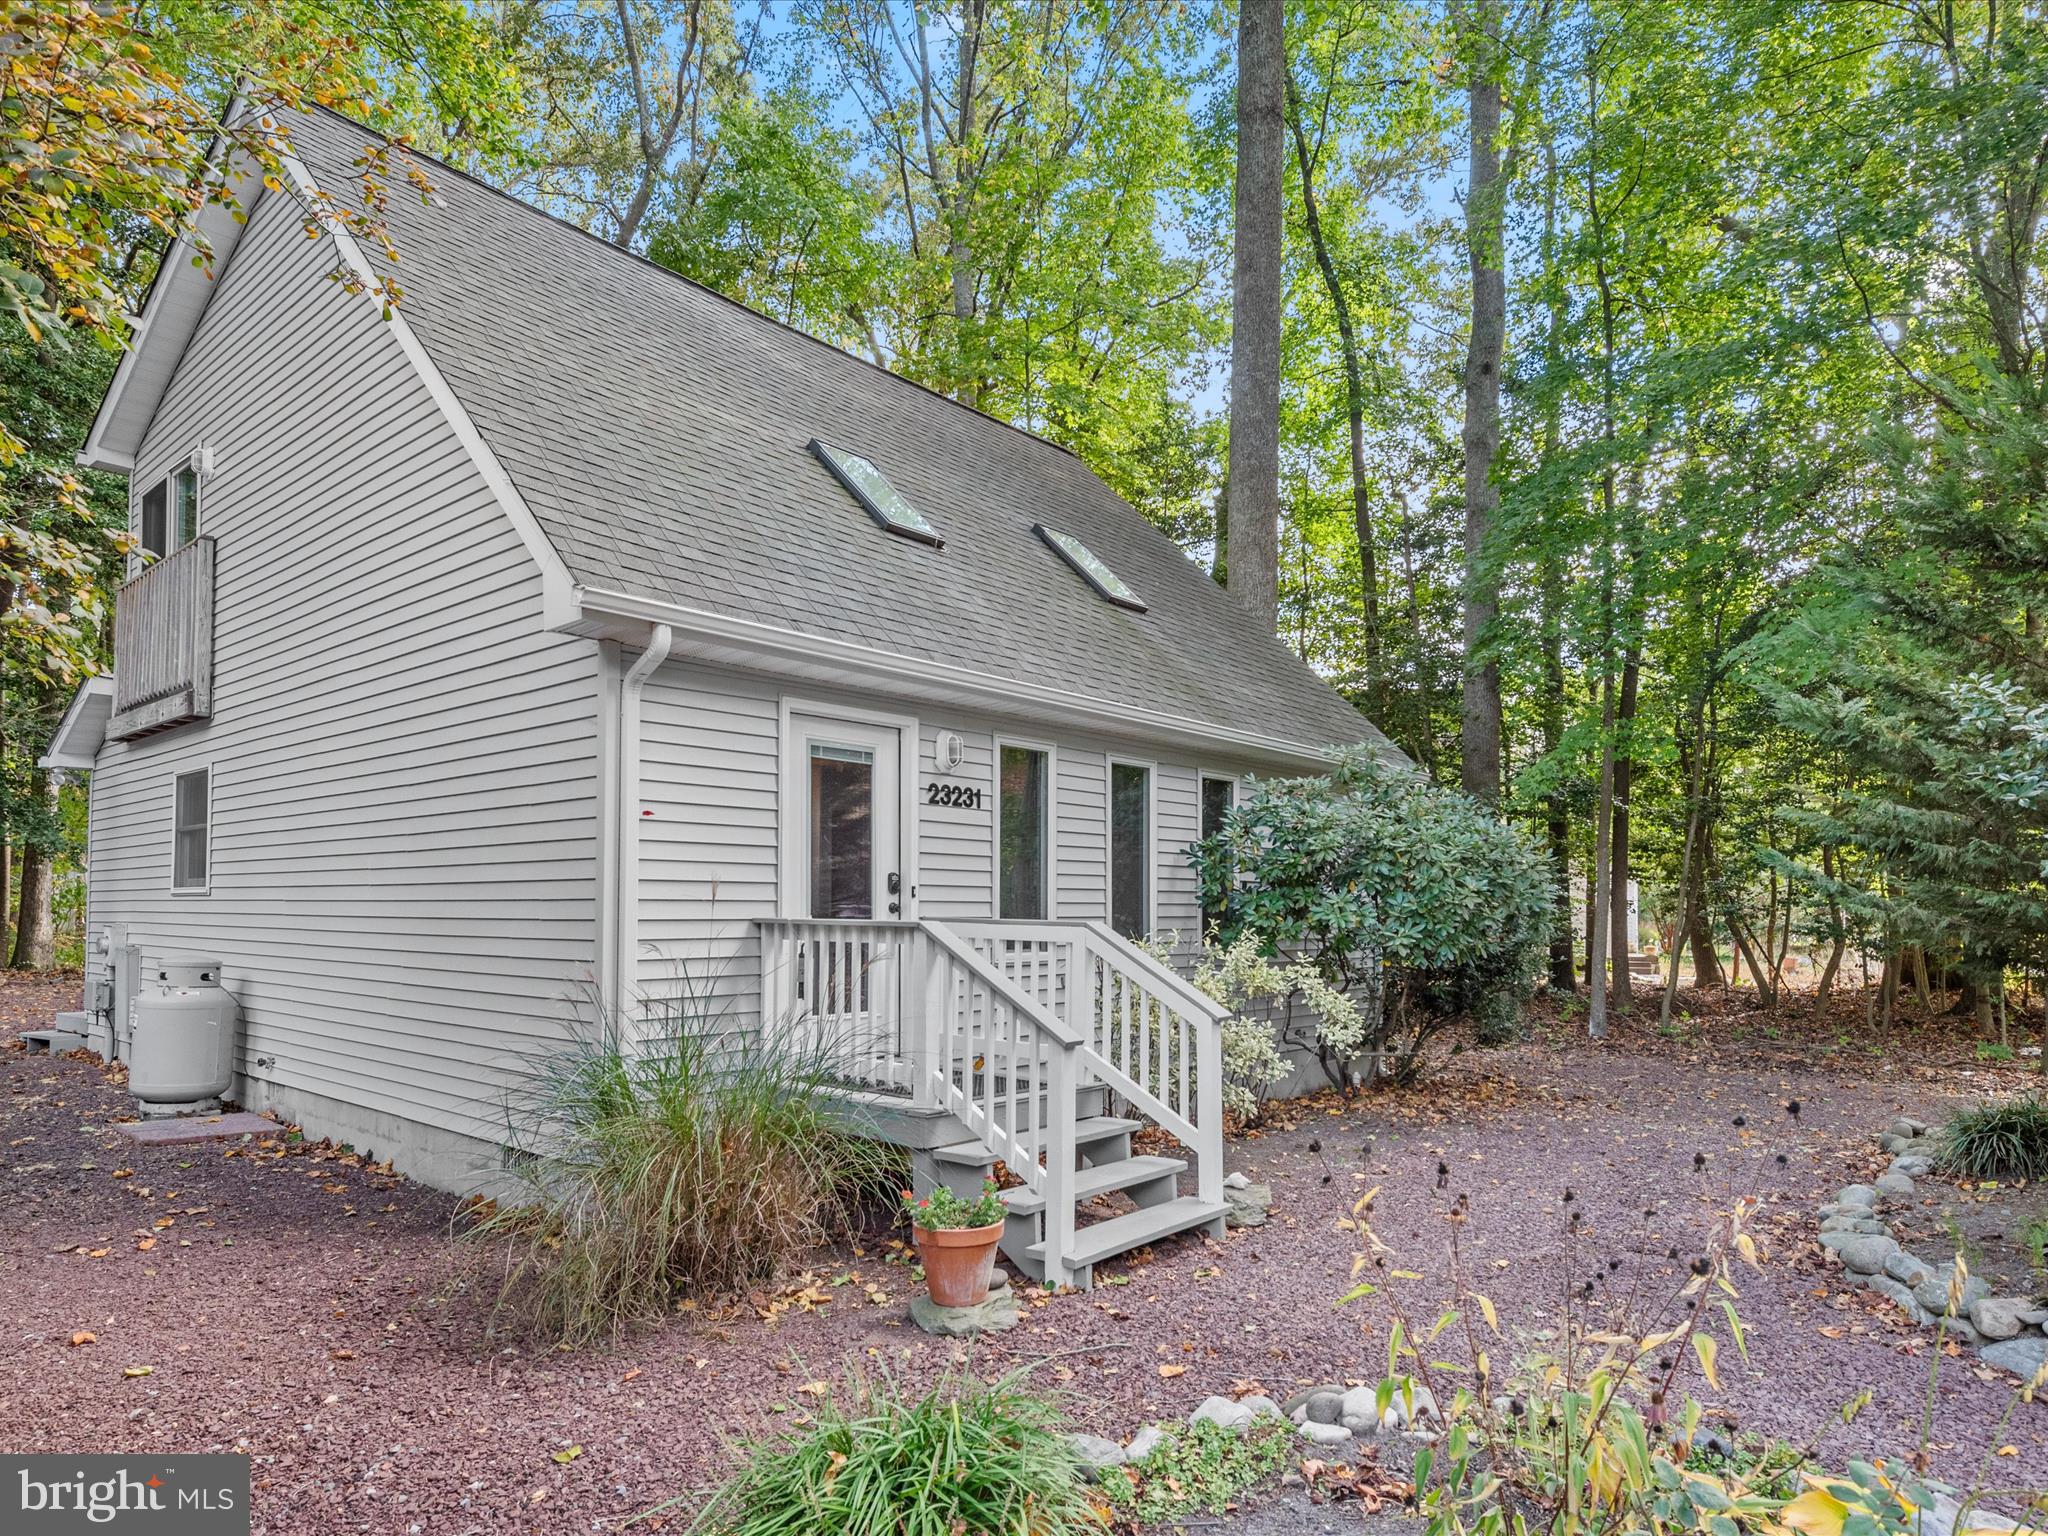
[997,745,1049,920]
[172,768,210,892]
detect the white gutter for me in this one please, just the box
[573,586,1353,773]
[612,623,673,1037]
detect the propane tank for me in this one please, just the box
[128,957,238,1116]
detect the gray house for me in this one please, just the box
[45,110,1388,1288]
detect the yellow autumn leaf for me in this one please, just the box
[1775,1485,1850,1536]
[1692,1332,1721,1390]
[1473,1292,1499,1334]
[552,1445,582,1464]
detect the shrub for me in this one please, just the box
[691,1361,1103,1536]
[1936,1097,2048,1180]
[1098,1417,1294,1526]
[1191,747,1552,1086]
[466,1008,896,1347]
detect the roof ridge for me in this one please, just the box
[302,103,1082,462]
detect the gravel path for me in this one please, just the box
[4,975,2043,1533]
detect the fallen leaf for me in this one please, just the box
[329,1349,356,1361]
[1818,1326,1846,1339]
[122,1365,152,1378]
[69,1331,95,1347]
[553,1445,583,1464]
[135,1239,155,1252]
[620,1368,642,1384]
[1158,1364,1187,1378]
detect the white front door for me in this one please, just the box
[792,713,903,920]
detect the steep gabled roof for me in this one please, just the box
[245,111,1393,758]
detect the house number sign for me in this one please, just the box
[925,782,985,809]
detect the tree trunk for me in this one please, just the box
[1607,653,1639,1011]
[9,772,54,970]
[0,834,11,963]
[1224,0,1284,633]
[1459,0,1507,803]
[1587,672,1616,1038]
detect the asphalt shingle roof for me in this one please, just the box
[293,110,1386,756]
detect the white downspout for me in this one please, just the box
[613,623,673,1041]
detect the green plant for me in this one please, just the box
[902,1180,1006,1230]
[682,1360,1103,1536]
[1976,1042,2017,1064]
[1191,749,1552,1086]
[1097,1417,1295,1525]
[466,1001,896,1347]
[2020,1217,2048,1276]
[1936,1098,2048,1181]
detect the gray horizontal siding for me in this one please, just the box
[87,183,601,1166]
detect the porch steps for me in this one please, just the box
[1022,1195,1227,1282]
[929,1115,1140,1166]
[999,1154,1186,1216]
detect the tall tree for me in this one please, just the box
[1226,0,1285,630]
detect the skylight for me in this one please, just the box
[1036,524,1146,611]
[811,439,943,547]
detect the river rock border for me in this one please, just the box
[1064,1384,1441,1475]
[1819,1116,2048,1380]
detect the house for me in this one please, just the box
[43,109,1393,1288]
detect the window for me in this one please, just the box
[809,743,874,919]
[172,768,209,891]
[1199,775,1237,937]
[812,439,944,546]
[136,466,200,560]
[1109,762,1150,938]
[1036,524,1145,611]
[998,744,1048,919]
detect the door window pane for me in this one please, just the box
[1109,762,1149,938]
[1200,776,1236,937]
[139,480,168,559]
[175,467,200,547]
[809,744,874,919]
[999,745,1047,919]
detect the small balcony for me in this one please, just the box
[109,536,215,743]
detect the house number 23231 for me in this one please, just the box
[925,782,985,809]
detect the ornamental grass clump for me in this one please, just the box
[690,1361,1103,1536]
[1936,1098,2048,1181]
[467,1002,895,1347]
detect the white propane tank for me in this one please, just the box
[129,957,238,1115]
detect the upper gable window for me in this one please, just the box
[138,466,200,560]
[1036,524,1145,611]
[811,439,943,547]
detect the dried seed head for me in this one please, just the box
[1732,1115,1747,1128]
[1690,1256,1712,1277]
[1694,1153,1708,1172]
[1308,1138,1322,1155]
[1786,1100,1801,1119]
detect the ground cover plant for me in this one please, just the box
[1095,1417,1297,1526]
[1937,1098,2048,1182]
[467,1006,897,1347]
[685,1360,1101,1536]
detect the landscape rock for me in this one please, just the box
[909,1277,1022,1337]
[1879,1132,1908,1154]
[1278,1385,1346,1415]
[1378,1385,1441,1431]
[1301,1392,1346,1426]
[1190,1396,1255,1434]
[1874,1171,1916,1203]
[1980,1335,2048,1378]
[1835,1184,1878,1210]
[1884,1251,1934,1287]
[1837,1234,1899,1275]
[1223,1171,1251,1190]
[1913,1491,2024,1536]
[1124,1425,1166,1463]
[1889,1116,1926,1140]
[1932,1316,1983,1347]
[1820,1214,1888,1235]
[1298,1421,1354,1448]
[1239,1395,1283,1422]
[1867,1275,1921,1314]
[1067,1434,1128,1476]
[1890,1154,1935,1178]
[1223,1181,1273,1229]
[1912,1268,1991,1318]
[1970,1297,2033,1342]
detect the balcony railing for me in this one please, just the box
[110,536,215,743]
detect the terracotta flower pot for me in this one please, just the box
[913,1219,1005,1307]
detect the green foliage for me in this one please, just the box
[466,1002,895,1347]
[692,1361,1102,1536]
[1097,1418,1295,1525]
[1936,1099,2048,1182]
[900,1180,1005,1231]
[1192,748,1551,1084]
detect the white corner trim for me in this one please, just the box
[575,585,1346,772]
[271,139,579,627]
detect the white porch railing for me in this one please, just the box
[756,915,1228,1283]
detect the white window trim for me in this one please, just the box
[170,763,212,895]
[775,695,920,922]
[1106,754,1158,941]
[990,734,1057,921]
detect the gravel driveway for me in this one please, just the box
[4,974,2043,1533]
